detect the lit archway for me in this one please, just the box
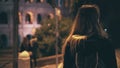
[25,11,34,24]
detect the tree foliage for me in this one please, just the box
[35,17,73,57]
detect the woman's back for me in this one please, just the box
[62,4,117,68]
[63,35,117,68]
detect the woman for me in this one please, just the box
[62,4,117,68]
[30,36,39,67]
[20,37,32,53]
[20,36,37,67]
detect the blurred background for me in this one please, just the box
[0,0,120,68]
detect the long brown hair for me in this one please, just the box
[62,4,108,54]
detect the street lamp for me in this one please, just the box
[55,7,61,68]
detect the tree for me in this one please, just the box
[35,17,73,57]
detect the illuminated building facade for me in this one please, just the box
[0,0,54,47]
[0,0,74,47]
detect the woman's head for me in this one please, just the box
[70,4,108,38]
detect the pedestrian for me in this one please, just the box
[19,36,34,68]
[30,36,39,67]
[62,4,117,68]
[20,37,32,55]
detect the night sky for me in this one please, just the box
[73,0,120,48]
[97,0,120,48]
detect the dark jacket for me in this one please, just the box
[63,35,117,68]
[31,41,39,59]
[20,43,32,52]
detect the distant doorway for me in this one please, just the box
[0,12,8,24]
[0,34,8,48]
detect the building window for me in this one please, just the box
[36,0,41,3]
[36,0,44,3]
[25,0,33,3]
[37,14,42,24]
[47,0,52,4]
[0,12,8,24]
[25,12,34,24]
[25,13,32,24]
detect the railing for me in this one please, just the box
[37,54,63,67]
[0,60,13,68]
[0,54,63,68]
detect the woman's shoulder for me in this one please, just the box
[65,35,87,49]
[66,34,112,48]
[85,35,112,47]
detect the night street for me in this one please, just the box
[0,49,120,68]
[0,0,120,68]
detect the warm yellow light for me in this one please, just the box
[32,28,36,35]
[72,35,87,40]
[19,51,30,58]
[18,12,22,24]
[55,8,61,16]
[55,8,62,20]
[58,63,63,68]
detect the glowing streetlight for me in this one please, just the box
[55,8,61,21]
